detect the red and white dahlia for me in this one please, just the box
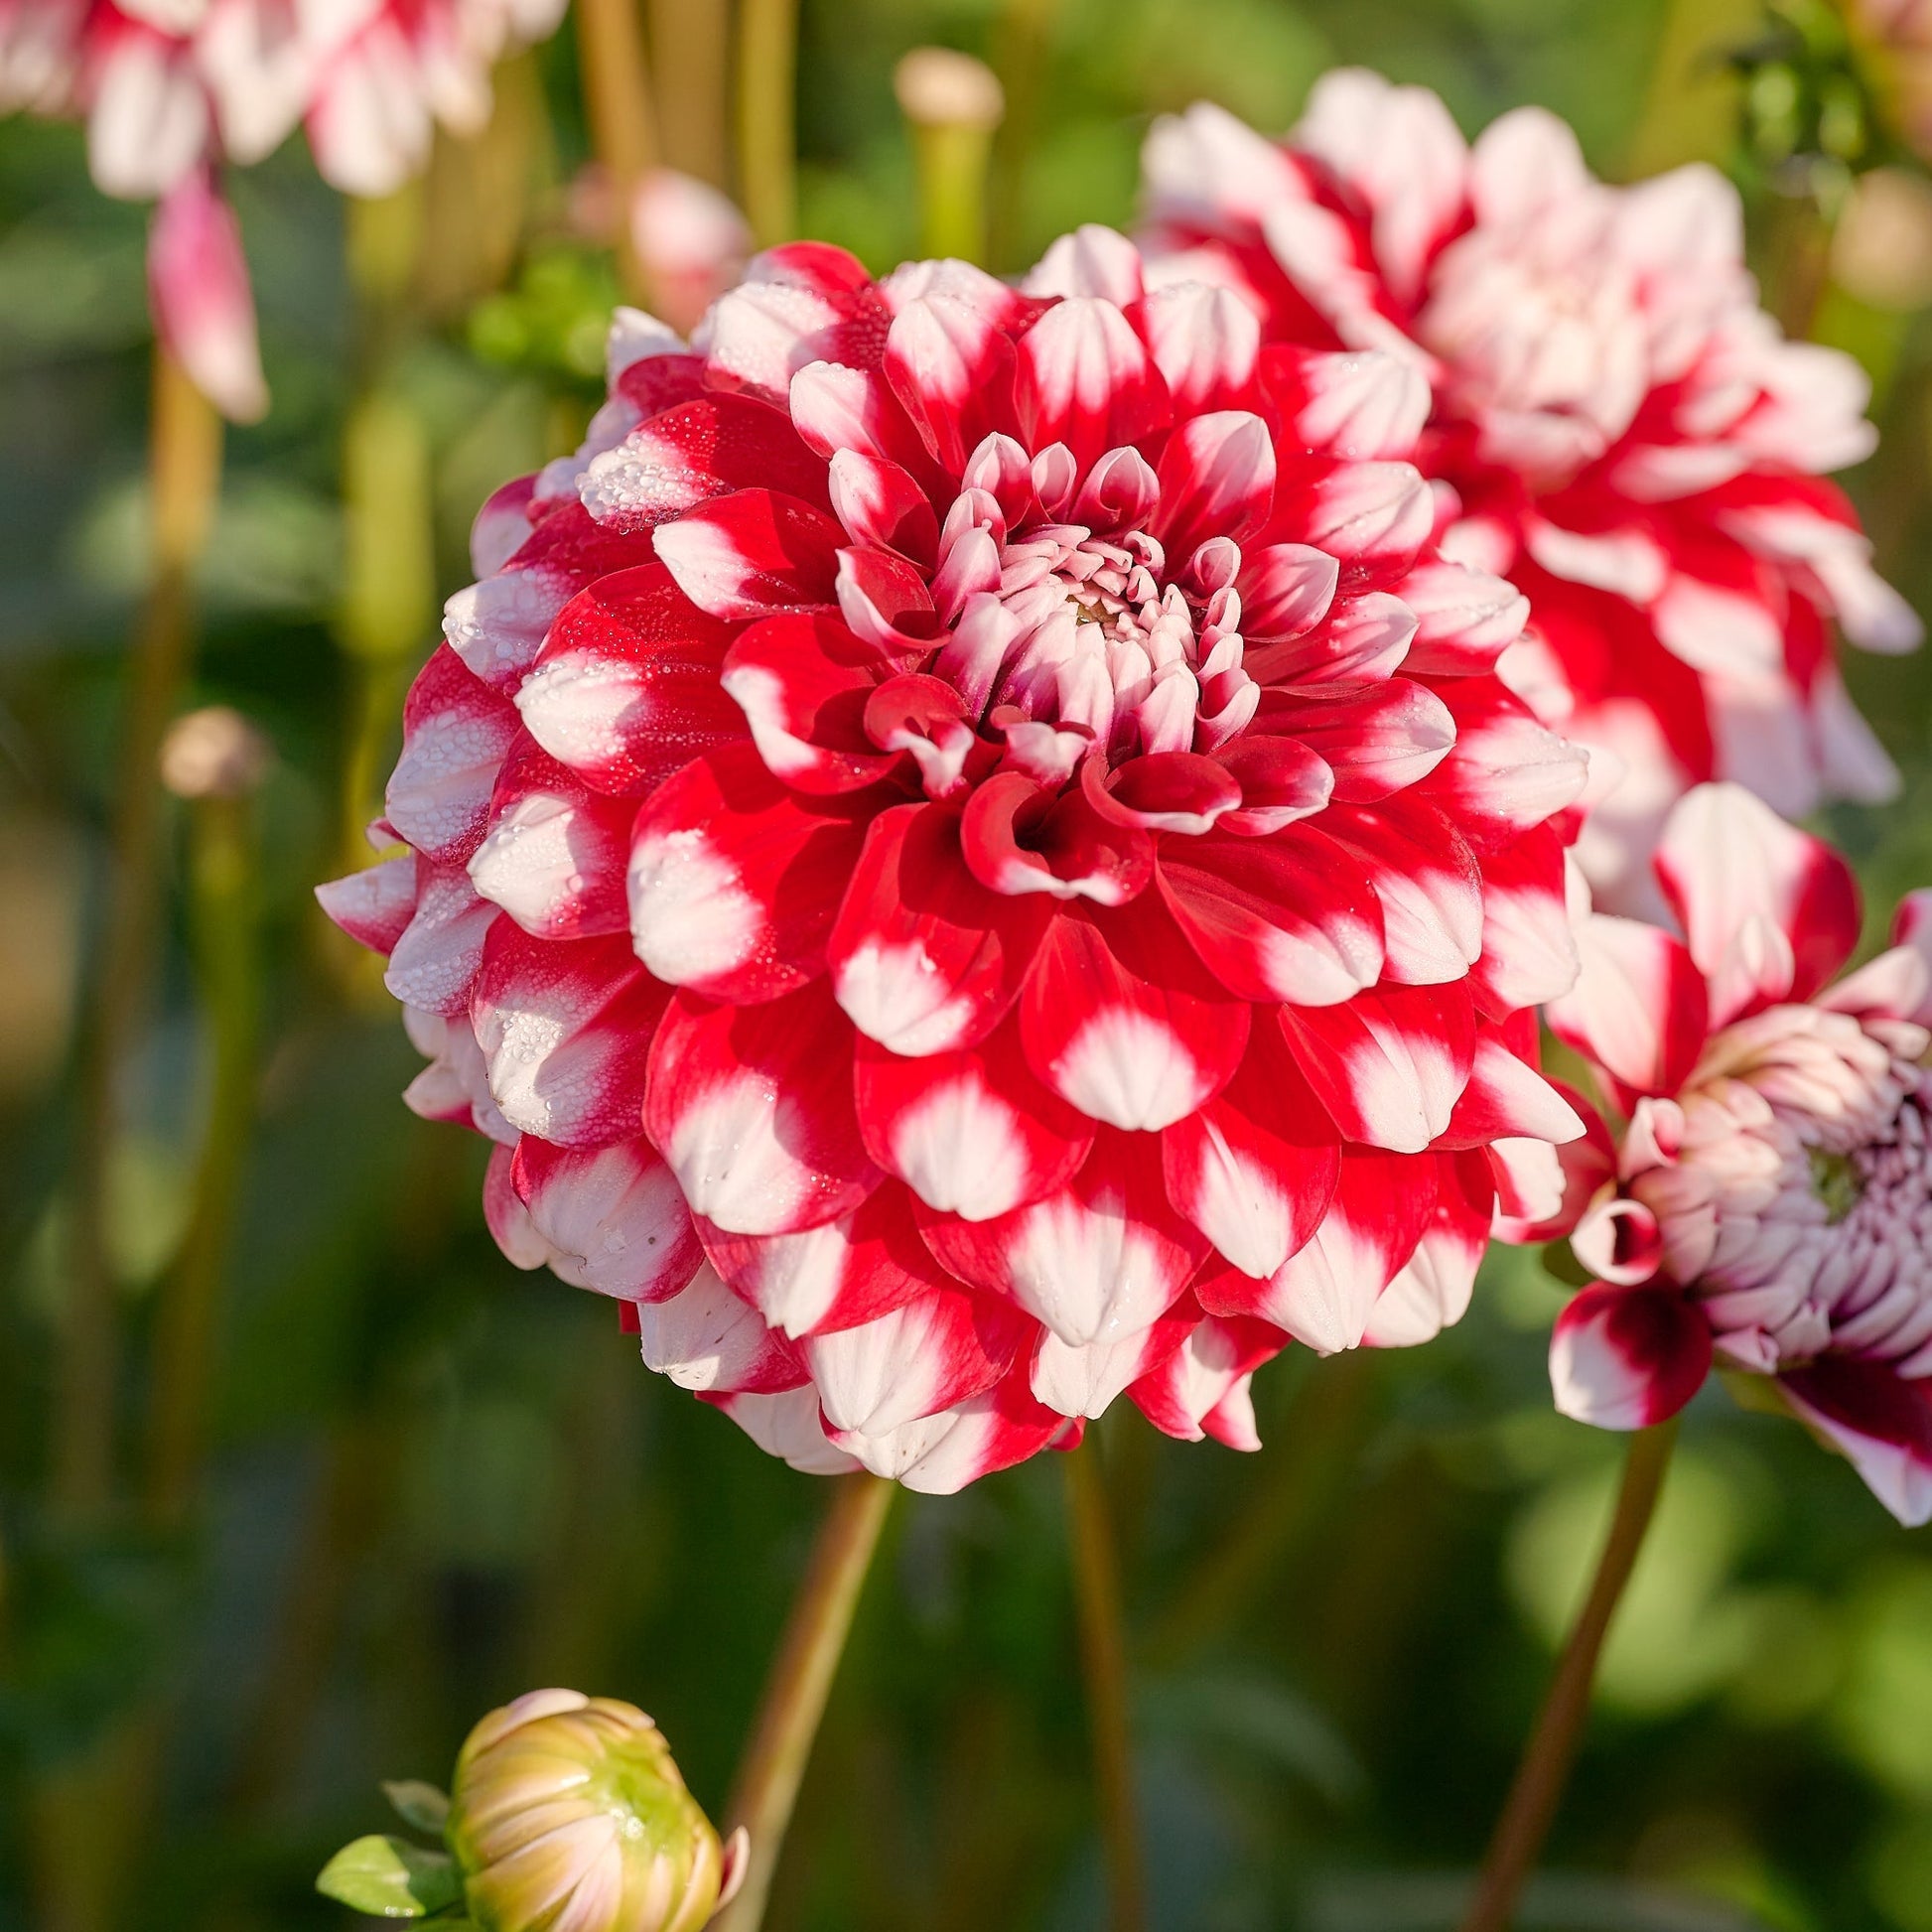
[1526,780,1932,1524]
[0,0,564,413]
[1140,72,1919,914]
[320,234,1591,1491]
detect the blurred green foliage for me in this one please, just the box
[3,3,1932,1930]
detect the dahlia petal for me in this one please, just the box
[719,611,897,794]
[825,450,940,564]
[1654,780,1861,1026]
[1466,102,1592,225]
[704,1385,859,1474]
[471,475,538,579]
[1423,678,1589,840]
[1279,980,1476,1154]
[636,1263,806,1394]
[469,751,633,941]
[472,927,670,1147]
[1546,914,1711,1102]
[1653,568,1784,680]
[385,647,522,864]
[1570,1194,1665,1287]
[835,550,945,658]
[1812,666,1900,806]
[1090,752,1242,835]
[1276,679,1455,803]
[385,863,499,1017]
[1276,459,1434,573]
[1323,801,1483,986]
[1393,560,1531,675]
[1135,282,1262,415]
[700,1183,932,1337]
[1026,223,1146,305]
[1238,542,1340,644]
[1015,295,1172,469]
[316,853,419,957]
[829,803,1051,1056]
[651,487,844,620]
[961,773,1153,905]
[148,168,267,425]
[1031,1306,1193,1421]
[1777,1359,1932,1528]
[627,745,869,1001]
[856,1024,1092,1222]
[511,1134,704,1301]
[697,242,884,398]
[1153,409,1277,556]
[1441,1027,1585,1149]
[1158,830,1385,1006]
[1550,1284,1712,1430]
[787,360,934,476]
[1204,1148,1440,1353]
[1128,1312,1286,1445]
[1523,520,1668,603]
[644,981,881,1235]
[884,294,1021,474]
[402,1008,513,1142]
[1269,348,1430,461]
[516,564,742,795]
[1160,1041,1340,1279]
[1245,590,1416,688]
[827,1372,1069,1492]
[1468,827,1581,1014]
[1362,1149,1493,1346]
[803,1284,1029,1436]
[919,1130,1207,1345]
[1020,900,1249,1131]
[579,393,831,533]
[1214,733,1335,835]
[483,1143,549,1270]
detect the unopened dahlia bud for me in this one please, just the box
[159,706,272,799]
[894,48,1004,260]
[448,1690,746,1932]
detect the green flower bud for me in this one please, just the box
[448,1690,746,1932]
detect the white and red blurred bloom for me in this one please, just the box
[630,169,754,339]
[1527,780,1932,1525]
[0,0,564,415]
[321,234,1591,1491]
[1141,73,1919,914]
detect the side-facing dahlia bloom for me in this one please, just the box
[1526,780,1932,1525]
[320,233,1591,1491]
[0,0,564,413]
[1141,72,1919,914]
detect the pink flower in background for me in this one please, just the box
[630,168,754,337]
[0,0,565,416]
[1141,72,1920,915]
[321,232,1591,1491]
[1526,780,1932,1524]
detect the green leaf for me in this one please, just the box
[381,1779,452,1838]
[316,1837,463,1919]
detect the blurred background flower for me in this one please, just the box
[6,4,1932,1932]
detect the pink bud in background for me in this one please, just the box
[629,168,752,335]
[147,165,267,423]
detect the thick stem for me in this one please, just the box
[648,0,730,185]
[989,0,1061,269]
[144,788,262,1524]
[1064,1439,1148,1932]
[737,0,799,247]
[57,345,221,1516]
[713,1472,895,1932]
[575,0,658,298]
[1459,1421,1679,1932]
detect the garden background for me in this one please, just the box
[5,1,1932,1927]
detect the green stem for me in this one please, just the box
[989,0,1061,269]
[713,1472,895,1932]
[58,345,221,1517]
[648,0,730,185]
[737,0,799,247]
[576,0,659,299]
[1064,1439,1148,1932]
[1458,1421,1679,1932]
[144,782,263,1525]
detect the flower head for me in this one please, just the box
[322,233,1590,1490]
[1526,779,1932,1524]
[1141,74,1919,913]
[449,1690,745,1932]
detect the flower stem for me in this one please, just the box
[713,1470,895,1932]
[1064,1437,1148,1932]
[57,344,221,1517]
[737,0,799,247]
[144,781,263,1524]
[575,0,658,299]
[1458,1420,1679,1932]
[648,0,730,186]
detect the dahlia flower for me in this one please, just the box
[449,1690,746,1932]
[1527,780,1932,1525]
[1141,73,1919,914]
[0,0,564,413]
[320,233,1591,1491]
